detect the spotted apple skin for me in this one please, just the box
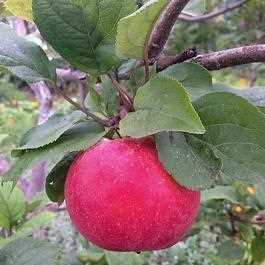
[65,137,200,252]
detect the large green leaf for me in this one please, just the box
[0,182,26,230]
[5,0,33,21]
[0,211,55,247]
[33,0,137,74]
[193,92,265,187]
[14,111,86,153]
[160,62,213,100]
[0,22,55,84]
[202,186,239,203]
[155,131,221,189]
[116,0,167,59]
[0,238,62,265]
[4,121,106,183]
[105,251,145,265]
[120,75,205,138]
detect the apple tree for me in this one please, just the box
[1,0,265,264]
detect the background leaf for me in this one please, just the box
[155,131,221,189]
[202,185,239,203]
[116,0,167,58]
[33,0,137,74]
[0,182,26,230]
[0,211,55,247]
[0,22,55,84]
[217,240,244,263]
[4,121,106,184]
[120,75,205,137]
[105,251,145,265]
[251,236,265,262]
[0,238,63,265]
[5,0,33,21]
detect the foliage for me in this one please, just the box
[0,182,54,247]
[0,0,265,264]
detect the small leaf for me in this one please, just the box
[193,92,265,187]
[100,78,119,116]
[239,224,254,243]
[160,62,213,100]
[202,186,238,203]
[33,0,137,74]
[0,212,55,247]
[155,131,221,189]
[116,0,168,59]
[217,240,244,263]
[251,236,265,262]
[26,199,42,213]
[105,251,145,265]
[0,182,26,230]
[84,87,103,113]
[0,238,63,265]
[45,153,77,203]
[0,22,55,84]
[120,75,205,138]
[5,0,33,21]
[4,121,106,184]
[14,111,86,154]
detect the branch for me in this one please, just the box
[192,44,265,71]
[54,86,110,127]
[148,0,191,59]
[157,47,197,71]
[156,44,265,71]
[179,0,249,22]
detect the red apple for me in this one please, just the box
[65,137,200,252]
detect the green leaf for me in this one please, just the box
[0,182,26,230]
[100,78,119,116]
[251,236,265,262]
[116,0,167,59]
[46,153,76,203]
[120,75,205,138]
[5,0,33,21]
[155,131,221,189]
[0,238,63,265]
[160,62,213,100]
[259,106,265,114]
[78,250,104,264]
[26,199,42,213]
[14,111,86,154]
[218,240,244,263]
[33,0,137,74]
[105,251,145,265]
[4,121,106,184]
[0,22,55,84]
[193,92,265,187]
[202,186,238,203]
[84,87,103,114]
[0,211,55,247]
[239,224,254,243]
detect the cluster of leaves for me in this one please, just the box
[0,97,37,157]
[195,182,265,264]
[0,182,54,247]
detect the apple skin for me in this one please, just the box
[65,137,200,252]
